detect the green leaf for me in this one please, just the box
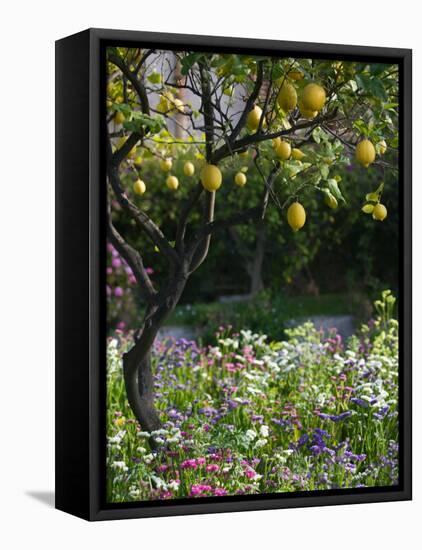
[365,192,379,202]
[123,113,166,135]
[319,163,330,179]
[180,53,203,75]
[327,178,345,202]
[113,103,132,116]
[362,204,375,214]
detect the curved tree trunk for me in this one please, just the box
[122,270,188,432]
[123,346,161,433]
[248,224,265,296]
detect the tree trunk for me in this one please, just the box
[122,271,188,432]
[246,223,265,296]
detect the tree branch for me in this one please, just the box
[107,203,157,302]
[228,60,264,145]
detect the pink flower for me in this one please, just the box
[214,487,227,496]
[245,468,257,479]
[190,484,212,497]
[180,459,197,470]
[117,321,126,330]
[112,258,122,268]
[206,464,219,473]
[196,457,206,466]
[157,464,169,473]
[145,267,154,275]
[114,287,124,297]
[106,267,113,275]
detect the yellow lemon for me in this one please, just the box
[200,164,222,192]
[183,161,195,176]
[301,83,326,112]
[287,202,306,231]
[160,158,173,172]
[373,203,387,221]
[379,140,387,155]
[277,82,297,112]
[114,111,125,124]
[276,140,291,160]
[298,99,318,120]
[325,195,338,209]
[291,148,305,160]
[272,137,282,149]
[166,175,179,190]
[247,105,263,131]
[234,172,247,186]
[288,70,304,81]
[134,155,143,167]
[133,179,146,195]
[355,139,376,168]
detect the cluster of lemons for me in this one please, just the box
[120,75,388,231]
[133,158,196,196]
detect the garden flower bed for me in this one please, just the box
[106,311,398,502]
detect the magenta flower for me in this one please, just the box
[146,267,154,275]
[190,484,212,497]
[206,464,219,473]
[180,459,197,470]
[214,487,227,496]
[114,287,124,297]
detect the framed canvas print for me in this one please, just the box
[55,28,412,521]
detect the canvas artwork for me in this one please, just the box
[104,46,401,504]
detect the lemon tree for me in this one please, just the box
[106,47,398,431]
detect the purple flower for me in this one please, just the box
[114,287,124,297]
[351,397,369,408]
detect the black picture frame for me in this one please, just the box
[55,28,412,521]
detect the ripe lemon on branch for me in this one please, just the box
[114,111,125,124]
[276,140,291,160]
[372,203,387,221]
[234,172,247,187]
[291,148,305,161]
[277,82,297,112]
[247,105,263,131]
[301,83,326,112]
[133,179,146,195]
[183,161,195,176]
[298,98,318,120]
[201,164,222,192]
[160,158,173,172]
[355,139,376,168]
[166,175,179,190]
[287,202,306,231]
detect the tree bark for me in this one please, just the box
[247,223,265,296]
[122,270,188,433]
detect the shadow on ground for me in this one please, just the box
[26,491,55,508]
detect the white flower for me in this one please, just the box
[255,438,267,448]
[168,480,180,491]
[245,429,257,441]
[112,461,128,472]
[260,425,269,438]
[108,430,126,445]
[144,453,155,464]
[136,446,147,454]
